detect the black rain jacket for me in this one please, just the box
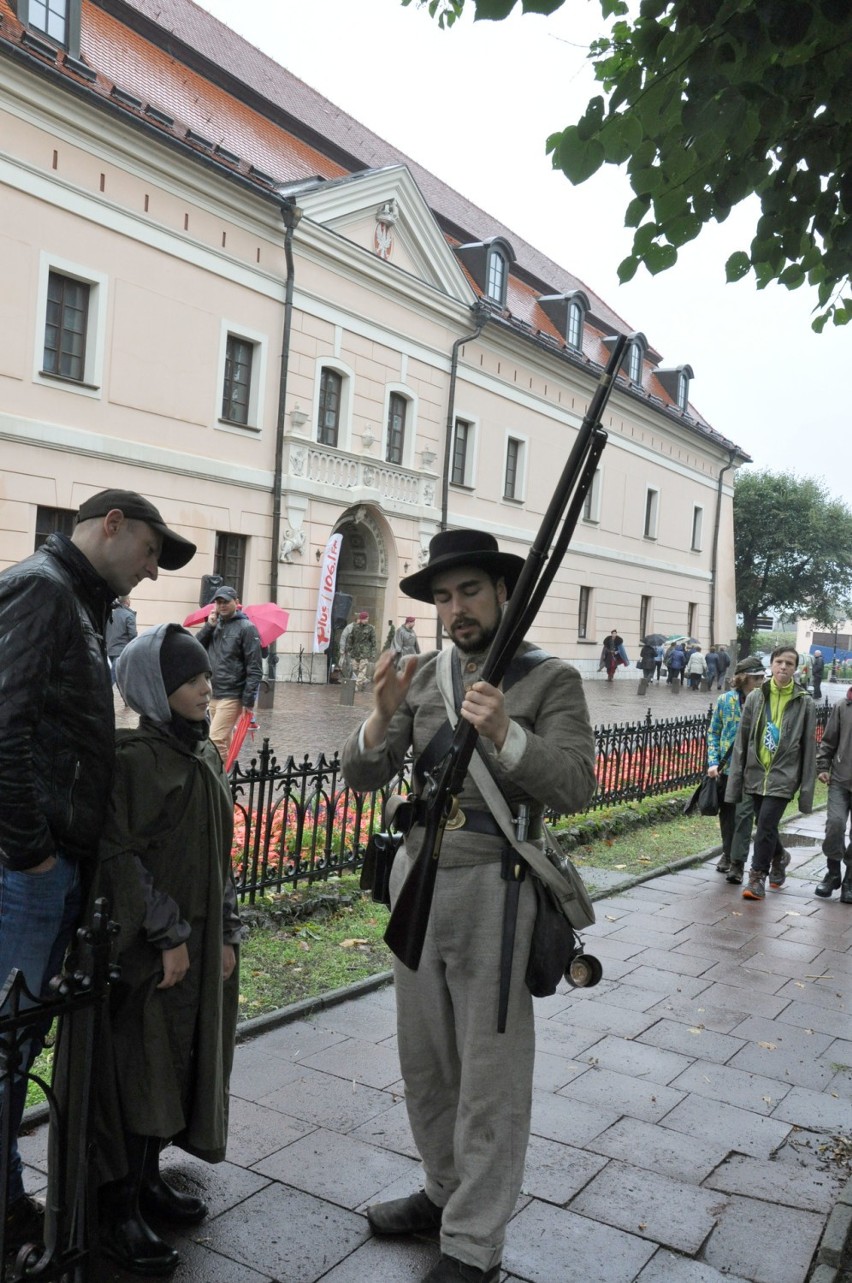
[0,534,115,871]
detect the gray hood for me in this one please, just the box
[115,623,179,726]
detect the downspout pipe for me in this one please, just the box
[436,300,490,647]
[269,197,302,680]
[710,447,738,651]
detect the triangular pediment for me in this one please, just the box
[288,165,476,303]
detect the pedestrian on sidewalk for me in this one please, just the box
[715,645,731,690]
[392,615,420,671]
[197,587,262,761]
[638,640,657,683]
[706,657,764,883]
[815,685,852,901]
[666,642,686,685]
[342,528,595,1283]
[600,628,627,681]
[90,625,241,1276]
[727,644,817,901]
[344,610,378,692]
[105,595,138,684]
[685,646,707,690]
[0,489,195,1254]
[812,649,825,700]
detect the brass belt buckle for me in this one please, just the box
[444,798,466,831]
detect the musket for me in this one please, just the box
[384,334,631,970]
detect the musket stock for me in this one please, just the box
[384,335,630,970]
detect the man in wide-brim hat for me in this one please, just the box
[342,528,595,1283]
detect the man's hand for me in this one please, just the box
[222,944,237,981]
[157,942,190,989]
[363,651,417,749]
[707,765,719,779]
[460,681,510,751]
[819,770,831,783]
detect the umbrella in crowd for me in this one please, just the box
[643,633,666,646]
[182,602,290,649]
[225,707,254,772]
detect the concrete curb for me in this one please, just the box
[814,1172,852,1283]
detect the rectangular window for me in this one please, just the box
[504,437,524,500]
[640,595,651,641]
[26,0,69,45]
[318,368,342,447]
[386,393,406,465]
[578,586,591,640]
[43,271,89,381]
[486,250,505,304]
[688,602,698,637]
[644,487,659,539]
[691,505,704,552]
[34,505,75,551]
[451,418,471,486]
[582,468,601,522]
[221,335,254,425]
[214,531,247,602]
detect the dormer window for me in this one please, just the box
[567,301,583,350]
[486,246,506,305]
[19,0,81,52]
[538,291,589,350]
[656,364,694,413]
[627,340,643,384]
[454,238,515,310]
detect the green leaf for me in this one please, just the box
[664,214,703,247]
[551,126,605,184]
[644,242,678,274]
[617,254,640,283]
[725,251,752,282]
[778,264,806,288]
[624,194,652,227]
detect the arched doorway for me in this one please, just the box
[330,505,394,666]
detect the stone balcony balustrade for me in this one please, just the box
[282,436,437,515]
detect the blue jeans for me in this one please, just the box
[0,855,82,1205]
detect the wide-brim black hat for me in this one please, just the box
[400,529,526,603]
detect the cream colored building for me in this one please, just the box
[0,0,748,678]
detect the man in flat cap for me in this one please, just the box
[0,488,195,1250]
[342,528,595,1283]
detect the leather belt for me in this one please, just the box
[394,800,541,840]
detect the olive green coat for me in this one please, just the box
[91,721,240,1177]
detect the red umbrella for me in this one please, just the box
[182,602,289,649]
[225,707,254,772]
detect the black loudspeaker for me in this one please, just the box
[199,573,224,607]
[332,592,353,627]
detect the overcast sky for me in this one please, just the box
[195,0,850,499]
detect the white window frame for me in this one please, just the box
[578,585,593,640]
[502,432,528,503]
[677,370,689,410]
[382,383,417,468]
[486,247,507,306]
[450,414,479,489]
[644,486,659,540]
[582,467,602,523]
[691,504,704,552]
[215,321,267,434]
[312,357,354,452]
[627,340,643,384]
[567,299,584,350]
[34,253,108,398]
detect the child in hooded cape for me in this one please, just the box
[92,623,241,1277]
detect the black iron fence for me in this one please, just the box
[230,700,834,902]
[0,901,116,1282]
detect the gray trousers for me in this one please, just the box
[389,848,536,1273]
[822,782,852,862]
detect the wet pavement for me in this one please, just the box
[19,811,852,1282]
[115,672,848,764]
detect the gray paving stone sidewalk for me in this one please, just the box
[19,812,852,1282]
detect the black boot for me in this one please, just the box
[840,864,852,904]
[98,1135,179,1277]
[140,1137,208,1226]
[815,860,842,898]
